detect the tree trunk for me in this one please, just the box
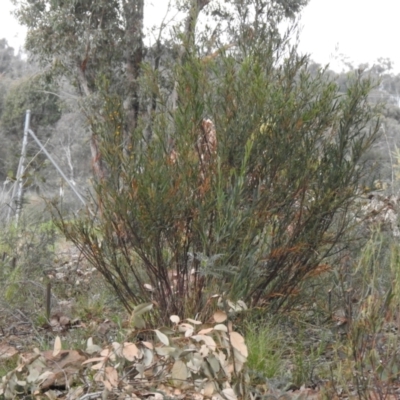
[122,0,144,154]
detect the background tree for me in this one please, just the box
[13,0,145,179]
[12,0,309,175]
[0,74,61,185]
[0,39,17,76]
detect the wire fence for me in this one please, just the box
[0,110,89,225]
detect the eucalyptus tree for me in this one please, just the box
[12,0,308,177]
[12,0,382,319]
[0,39,16,75]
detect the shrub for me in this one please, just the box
[54,39,381,322]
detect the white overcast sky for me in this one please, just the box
[1,0,399,73]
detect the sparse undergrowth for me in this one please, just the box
[0,302,252,400]
[2,212,400,399]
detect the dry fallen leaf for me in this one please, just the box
[171,360,188,387]
[178,323,194,333]
[52,336,62,357]
[229,332,248,357]
[82,356,106,366]
[290,386,322,400]
[199,344,210,358]
[97,320,115,336]
[154,329,169,346]
[213,324,228,332]
[49,318,59,328]
[59,316,71,327]
[213,310,227,323]
[44,389,58,400]
[0,344,18,360]
[203,380,215,396]
[122,342,140,361]
[184,327,194,337]
[170,315,180,324]
[186,318,202,325]
[191,335,217,352]
[141,341,154,350]
[198,327,214,335]
[155,346,176,356]
[86,337,102,354]
[105,365,119,388]
[222,388,237,400]
[40,350,86,389]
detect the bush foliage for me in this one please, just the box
[55,38,381,320]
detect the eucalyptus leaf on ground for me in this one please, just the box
[154,329,170,346]
[171,360,188,387]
